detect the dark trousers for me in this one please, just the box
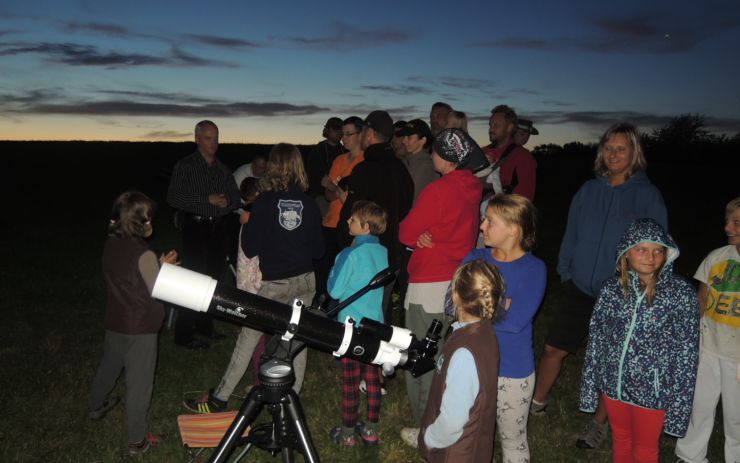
[314,226,339,300]
[174,215,229,344]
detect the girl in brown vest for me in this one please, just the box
[419,260,504,462]
[88,191,178,456]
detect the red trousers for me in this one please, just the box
[341,357,381,428]
[603,395,665,463]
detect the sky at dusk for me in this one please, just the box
[1,0,739,148]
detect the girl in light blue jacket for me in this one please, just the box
[580,218,700,463]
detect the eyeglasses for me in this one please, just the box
[342,131,360,137]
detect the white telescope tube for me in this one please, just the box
[152,263,217,312]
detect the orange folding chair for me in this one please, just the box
[177,411,251,462]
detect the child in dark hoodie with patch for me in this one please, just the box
[580,218,700,463]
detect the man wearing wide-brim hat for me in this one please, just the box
[514,118,539,147]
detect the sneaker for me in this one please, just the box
[359,379,388,396]
[354,420,380,446]
[183,390,227,414]
[329,425,357,447]
[400,427,419,448]
[529,399,547,416]
[88,396,120,421]
[575,419,609,449]
[128,432,162,456]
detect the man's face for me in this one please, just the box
[360,126,375,150]
[391,133,406,157]
[196,124,219,157]
[252,157,267,177]
[341,124,362,151]
[325,126,343,144]
[430,106,451,135]
[514,128,531,146]
[488,113,514,146]
[402,134,426,155]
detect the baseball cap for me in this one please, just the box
[363,110,394,140]
[395,119,432,141]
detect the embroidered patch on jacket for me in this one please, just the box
[277,200,303,230]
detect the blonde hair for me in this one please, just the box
[259,143,309,192]
[351,200,387,235]
[108,190,155,238]
[726,197,740,215]
[446,110,468,132]
[593,123,647,180]
[451,260,506,320]
[617,247,666,305]
[485,194,537,251]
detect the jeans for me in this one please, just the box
[214,272,315,400]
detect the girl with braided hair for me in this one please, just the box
[419,259,505,463]
[462,193,546,462]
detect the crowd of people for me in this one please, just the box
[85,104,738,463]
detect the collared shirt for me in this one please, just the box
[167,151,241,217]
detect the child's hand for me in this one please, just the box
[159,250,179,265]
[416,231,434,248]
[239,211,251,224]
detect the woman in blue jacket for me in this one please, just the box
[580,218,699,463]
[531,123,668,449]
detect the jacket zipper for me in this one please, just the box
[616,283,646,400]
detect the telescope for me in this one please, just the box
[153,263,442,462]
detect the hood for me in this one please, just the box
[615,218,679,275]
[446,170,484,205]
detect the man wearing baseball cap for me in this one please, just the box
[337,111,414,319]
[398,128,485,447]
[396,119,438,203]
[305,117,346,200]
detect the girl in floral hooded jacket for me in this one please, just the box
[580,218,699,463]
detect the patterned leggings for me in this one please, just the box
[497,372,535,463]
[341,357,381,428]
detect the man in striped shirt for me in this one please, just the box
[167,120,241,349]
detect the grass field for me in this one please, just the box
[1,141,734,462]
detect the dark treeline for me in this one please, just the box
[3,113,736,275]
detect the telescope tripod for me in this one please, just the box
[208,335,319,463]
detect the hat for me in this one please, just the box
[517,118,539,135]
[324,117,343,131]
[432,128,488,172]
[393,120,408,131]
[395,119,432,141]
[363,110,394,140]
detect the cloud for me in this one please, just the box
[138,130,191,139]
[519,110,740,135]
[284,21,411,49]
[0,87,63,104]
[540,100,574,107]
[475,10,740,54]
[359,84,431,96]
[0,41,236,68]
[65,21,129,37]
[96,89,221,105]
[183,33,261,49]
[11,100,330,118]
[63,20,261,50]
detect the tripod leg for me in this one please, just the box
[283,390,320,463]
[208,387,265,463]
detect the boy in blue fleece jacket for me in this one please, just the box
[328,200,389,446]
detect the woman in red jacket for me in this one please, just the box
[398,128,486,446]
